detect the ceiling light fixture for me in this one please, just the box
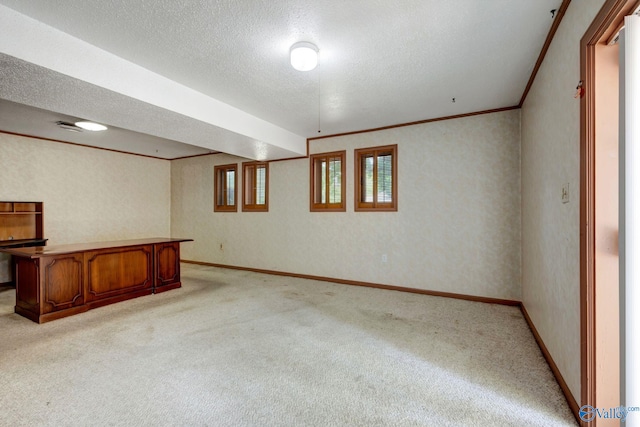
[290,42,318,71]
[75,121,108,131]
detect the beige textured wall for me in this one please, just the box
[521,0,606,402]
[173,110,522,300]
[0,133,171,282]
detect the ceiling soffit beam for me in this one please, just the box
[0,5,306,158]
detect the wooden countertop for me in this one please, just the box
[0,238,193,259]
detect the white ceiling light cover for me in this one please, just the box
[290,42,318,71]
[75,121,107,131]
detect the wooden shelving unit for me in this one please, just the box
[0,202,44,244]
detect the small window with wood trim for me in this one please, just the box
[310,151,346,212]
[355,145,397,211]
[242,162,269,212]
[214,164,237,212]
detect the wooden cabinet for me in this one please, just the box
[3,238,192,323]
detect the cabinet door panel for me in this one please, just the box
[42,255,84,313]
[86,245,153,301]
[155,242,180,289]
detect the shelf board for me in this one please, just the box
[0,212,42,215]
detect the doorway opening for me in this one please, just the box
[581,0,638,423]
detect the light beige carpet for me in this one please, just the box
[0,264,576,426]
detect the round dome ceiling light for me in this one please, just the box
[290,42,318,71]
[75,121,108,131]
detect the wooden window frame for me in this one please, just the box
[354,144,398,212]
[242,161,269,212]
[214,164,238,212]
[309,151,346,212]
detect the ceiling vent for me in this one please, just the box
[55,121,83,132]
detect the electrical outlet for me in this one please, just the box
[381,254,388,263]
[562,183,570,204]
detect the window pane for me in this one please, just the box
[216,174,224,206]
[320,159,327,204]
[214,164,238,212]
[310,151,345,211]
[245,165,255,205]
[328,156,341,204]
[242,162,268,211]
[215,171,221,205]
[377,153,392,203]
[256,165,266,205]
[354,145,396,212]
[313,158,326,204]
[362,155,374,202]
[226,169,235,205]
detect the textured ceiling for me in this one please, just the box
[0,0,562,160]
